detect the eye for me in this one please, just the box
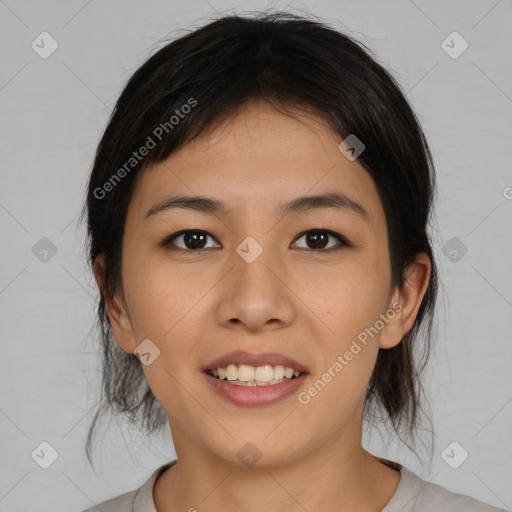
[292,229,349,251]
[161,229,350,252]
[162,230,220,251]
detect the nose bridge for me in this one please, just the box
[231,199,279,272]
[233,231,280,297]
[217,230,294,330]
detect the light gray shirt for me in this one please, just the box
[82,460,507,511]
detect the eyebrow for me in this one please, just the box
[145,192,369,221]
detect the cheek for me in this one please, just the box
[296,254,390,346]
[121,253,211,394]
[122,252,202,339]
[296,272,384,421]
[293,253,389,409]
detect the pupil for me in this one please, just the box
[186,232,206,249]
[308,231,328,249]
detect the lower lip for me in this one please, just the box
[203,372,307,406]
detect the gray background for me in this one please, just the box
[1,1,511,511]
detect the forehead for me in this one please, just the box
[128,100,386,226]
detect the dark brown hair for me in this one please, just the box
[80,11,438,464]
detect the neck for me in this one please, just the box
[153,422,401,512]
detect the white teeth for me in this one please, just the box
[238,364,255,382]
[225,364,238,381]
[254,365,274,382]
[274,365,284,379]
[209,363,303,385]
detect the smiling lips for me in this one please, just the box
[204,351,308,386]
[203,351,308,404]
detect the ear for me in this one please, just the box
[93,254,137,354]
[379,253,431,349]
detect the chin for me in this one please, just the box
[202,433,311,470]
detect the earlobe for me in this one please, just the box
[379,253,431,349]
[92,254,136,354]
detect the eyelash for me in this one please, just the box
[161,229,351,252]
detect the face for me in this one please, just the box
[96,100,427,468]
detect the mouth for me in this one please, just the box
[204,364,307,386]
[202,352,309,406]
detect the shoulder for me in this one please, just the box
[80,487,137,512]
[80,460,177,512]
[385,466,507,512]
[415,476,507,512]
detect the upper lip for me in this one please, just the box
[204,351,309,373]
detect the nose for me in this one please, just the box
[214,241,296,333]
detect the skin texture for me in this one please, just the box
[94,99,431,512]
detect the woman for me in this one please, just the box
[81,12,505,512]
